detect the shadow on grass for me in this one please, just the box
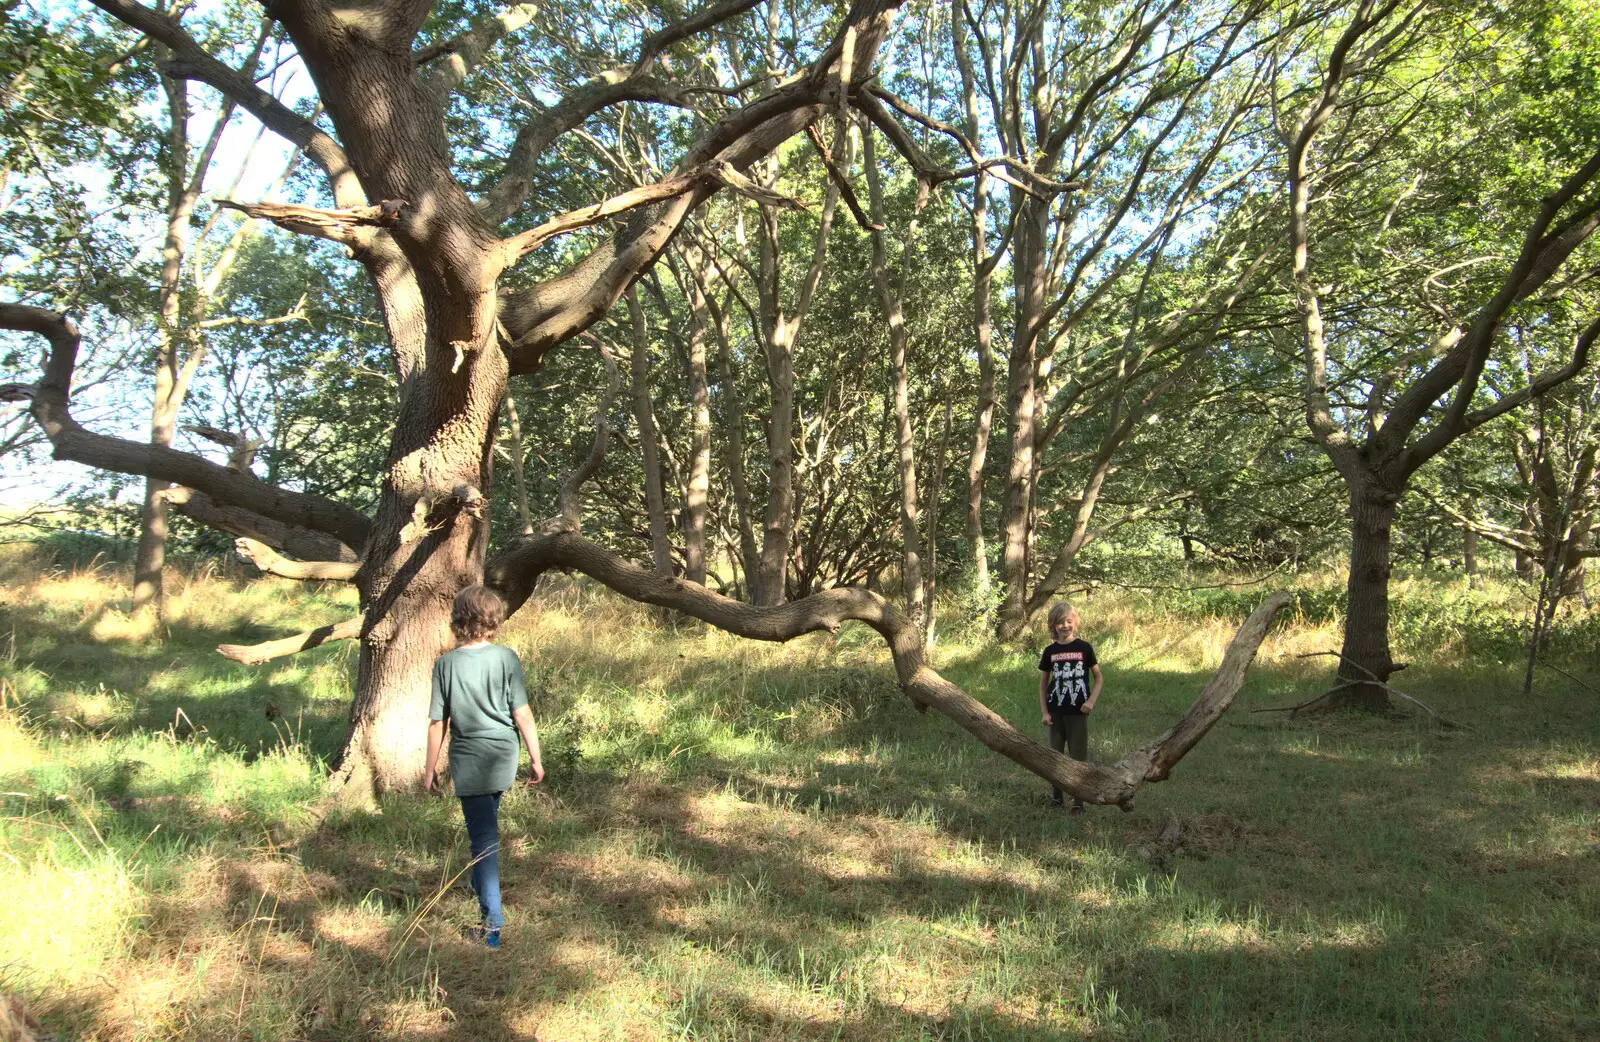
[7,584,1598,1040]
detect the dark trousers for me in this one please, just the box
[1048,714,1088,803]
[459,791,504,930]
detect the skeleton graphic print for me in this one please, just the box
[1038,639,1099,712]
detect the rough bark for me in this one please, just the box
[55,0,907,799]
[1333,486,1398,708]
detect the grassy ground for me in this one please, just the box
[0,545,1596,1040]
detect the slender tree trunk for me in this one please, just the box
[133,67,194,613]
[924,392,952,650]
[502,391,533,535]
[864,128,924,632]
[954,14,994,600]
[1333,485,1398,709]
[682,255,713,585]
[965,197,996,599]
[755,210,796,605]
[709,291,760,598]
[751,157,841,604]
[133,34,264,611]
[629,285,674,574]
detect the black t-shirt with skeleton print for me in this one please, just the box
[1038,639,1098,713]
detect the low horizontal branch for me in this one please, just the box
[163,488,358,563]
[0,303,372,552]
[234,537,361,581]
[218,617,363,665]
[486,531,1290,806]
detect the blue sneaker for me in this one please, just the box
[484,929,501,950]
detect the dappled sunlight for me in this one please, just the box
[1,558,1596,1038]
[0,846,140,990]
[88,607,160,644]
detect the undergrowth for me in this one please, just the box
[0,544,1596,1040]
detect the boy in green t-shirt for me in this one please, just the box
[423,585,544,949]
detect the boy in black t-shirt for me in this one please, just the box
[1037,602,1102,813]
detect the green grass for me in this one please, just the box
[0,544,1596,1040]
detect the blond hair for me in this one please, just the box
[1046,602,1078,630]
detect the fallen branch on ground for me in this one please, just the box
[1253,651,1465,729]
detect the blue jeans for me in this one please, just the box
[459,791,504,930]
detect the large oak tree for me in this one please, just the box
[0,0,1296,810]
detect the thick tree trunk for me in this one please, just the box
[995,199,1048,641]
[335,292,505,797]
[72,0,909,804]
[1334,486,1398,710]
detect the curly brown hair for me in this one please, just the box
[450,585,506,644]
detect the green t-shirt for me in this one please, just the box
[429,643,529,797]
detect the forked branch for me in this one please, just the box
[486,530,1292,807]
[504,162,806,260]
[87,0,367,208]
[549,341,622,531]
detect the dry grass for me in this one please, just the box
[0,547,1596,1040]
